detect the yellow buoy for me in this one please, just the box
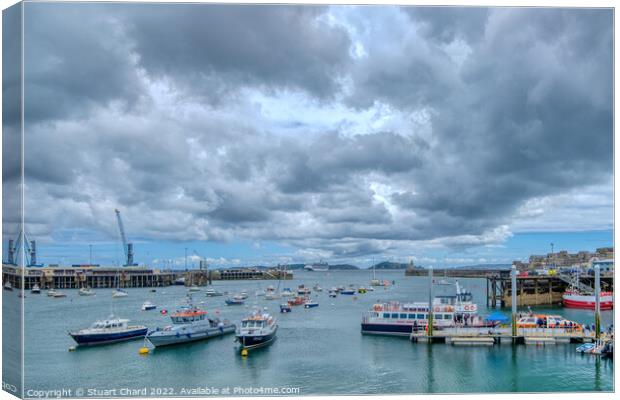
[241,349,248,357]
[138,347,150,355]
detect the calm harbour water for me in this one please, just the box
[4,270,614,396]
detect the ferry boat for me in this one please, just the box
[31,284,41,294]
[79,287,94,296]
[236,309,278,350]
[516,314,583,330]
[112,289,128,298]
[69,316,147,346]
[205,289,224,297]
[146,304,235,347]
[361,301,457,336]
[562,289,613,310]
[141,301,157,311]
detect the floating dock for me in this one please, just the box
[410,327,600,345]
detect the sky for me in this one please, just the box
[2,4,614,268]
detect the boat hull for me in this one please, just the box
[147,324,236,347]
[70,327,148,346]
[361,322,419,336]
[236,328,277,350]
[563,293,613,310]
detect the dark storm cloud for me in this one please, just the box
[124,4,352,100]
[18,5,613,260]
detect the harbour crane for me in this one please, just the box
[114,209,135,266]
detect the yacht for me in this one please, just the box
[112,289,128,298]
[79,287,95,296]
[69,316,147,346]
[31,284,41,294]
[141,301,157,311]
[146,302,235,347]
[236,309,278,351]
[205,288,224,297]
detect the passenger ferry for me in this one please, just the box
[147,304,235,347]
[361,301,457,336]
[236,309,278,350]
[69,316,147,346]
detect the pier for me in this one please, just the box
[2,264,293,290]
[486,272,614,307]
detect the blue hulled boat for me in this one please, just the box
[69,316,147,346]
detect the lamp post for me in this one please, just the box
[428,266,434,338]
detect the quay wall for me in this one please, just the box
[2,264,293,290]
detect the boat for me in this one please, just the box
[280,303,292,313]
[146,303,235,347]
[205,289,224,297]
[297,285,311,296]
[312,284,323,292]
[69,316,147,346]
[340,289,355,295]
[304,261,329,272]
[79,287,95,296]
[18,292,26,298]
[281,288,293,297]
[576,339,607,354]
[47,289,58,297]
[433,281,479,323]
[4,282,13,291]
[265,292,282,300]
[112,289,128,298]
[225,295,245,306]
[31,284,41,294]
[328,289,338,298]
[304,300,319,308]
[255,289,266,297]
[53,291,67,298]
[563,289,613,310]
[141,301,157,311]
[239,291,249,299]
[516,314,583,330]
[150,289,157,293]
[188,286,201,293]
[336,285,345,292]
[361,301,460,336]
[287,296,306,306]
[358,287,367,294]
[236,309,278,351]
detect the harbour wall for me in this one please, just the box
[2,264,293,290]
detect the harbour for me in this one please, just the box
[4,269,613,395]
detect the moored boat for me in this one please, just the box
[287,296,306,306]
[205,288,224,297]
[31,284,41,294]
[304,300,319,308]
[328,288,338,298]
[4,282,13,291]
[340,289,355,295]
[79,287,95,296]
[361,301,458,336]
[141,301,157,311]
[280,303,292,313]
[53,291,67,298]
[563,289,613,310]
[358,287,367,294]
[69,316,147,346]
[236,309,278,351]
[112,289,128,298]
[188,286,201,293]
[516,314,583,330]
[225,295,245,306]
[281,288,293,297]
[146,303,235,347]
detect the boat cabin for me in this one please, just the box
[91,319,128,330]
[170,308,207,324]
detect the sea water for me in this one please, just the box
[3,270,613,395]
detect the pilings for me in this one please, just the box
[595,265,601,339]
[427,266,434,337]
[511,266,517,339]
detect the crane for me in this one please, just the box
[114,209,134,266]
